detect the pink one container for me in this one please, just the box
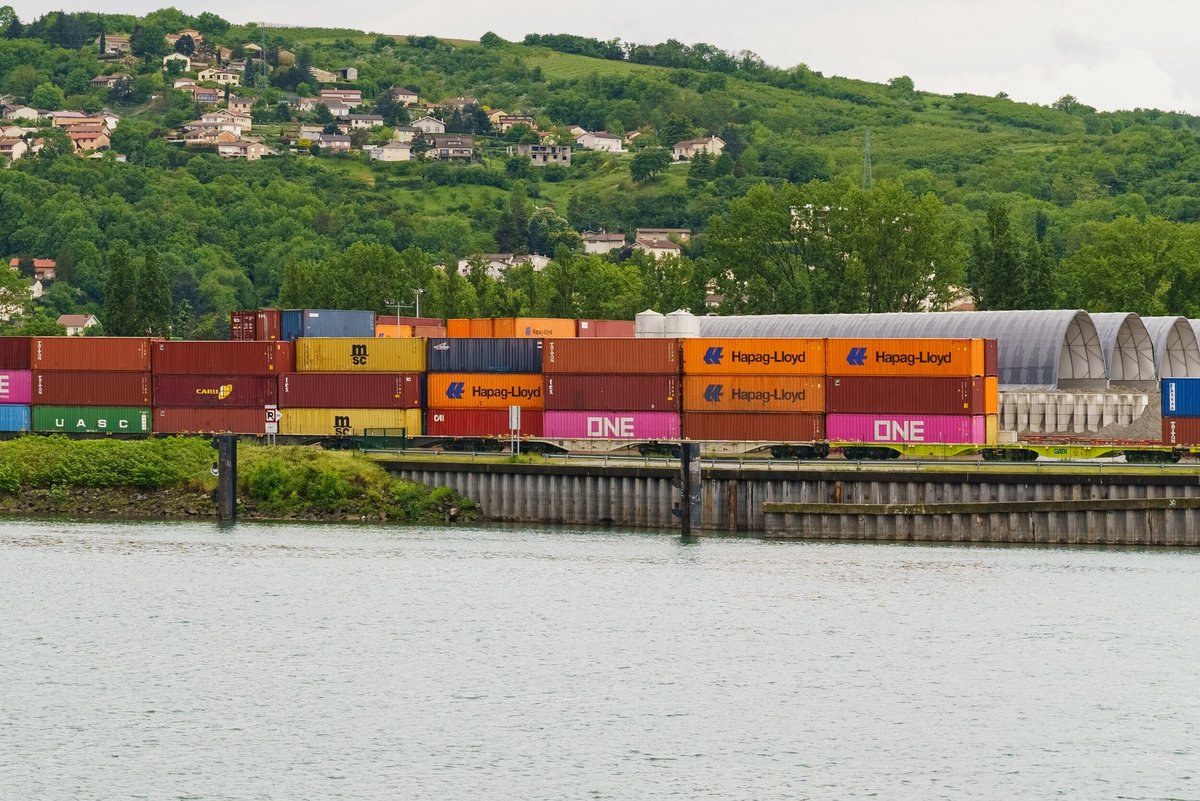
[543,411,681,439]
[0,370,32,404]
[826,413,988,444]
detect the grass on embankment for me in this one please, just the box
[0,436,475,523]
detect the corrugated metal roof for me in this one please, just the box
[1089,313,1156,385]
[1145,317,1200,377]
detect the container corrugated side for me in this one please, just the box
[826,413,988,444]
[543,411,680,439]
[256,309,281,341]
[278,408,423,436]
[542,338,678,375]
[984,339,998,376]
[1161,378,1200,417]
[153,407,265,435]
[427,374,544,409]
[985,376,999,415]
[0,337,31,370]
[447,319,471,338]
[32,406,151,434]
[683,413,825,442]
[427,338,543,373]
[826,339,985,377]
[152,341,293,375]
[374,324,414,338]
[576,320,635,338]
[377,316,444,328]
[1163,417,1200,445]
[0,405,30,431]
[0,370,31,404]
[32,337,151,372]
[681,338,825,376]
[295,338,426,373]
[414,325,448,339]
[33,371,151,407]
[231,311,257,341]
[986,414,999,445]
[300,309,376,338]
[495,318,576,338]
[281,309,303,341]
[469,318,494,338]
[152,375,278,407]
[682,375,824,413]
[278,373,424,409]
[425,409,544,437]
[545,375,678,411]
[825,376,987,415]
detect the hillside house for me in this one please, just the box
[497,115,536,132]
[672,135,725,161]
[575,130,623,152]
[165,28,203,46]
[91,73,131,91]
[348,114,384,129]
[197,68,240,87]
[411,116,446,134]
[635,227,691,242]
[425,134,475,160]
[632,236,681,259]
[227,96,254,114]
[389,87,419,106]
[199,109,252,132]
[510,143,571,167]
[162,53,191,72]
[336,67,358,81]
[217,137,275,160]
[182,85,220,104]
[173,77,196,89]
[67,130,110,154]
[369,142,412,162]
[297,125,325,141]
[455,253,551,279]
[2,105,39,122]
[318,134,352,150]
[320,88,362,106]
[392,126,418,143]
[95,34,131,54]
[439,96,478,111]
[8,258,57,282]
[0,138,28,162]
[57,314,98,335]
[581,231,626,254]
[183,128,240,145]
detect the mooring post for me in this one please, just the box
[679,442,701,537]
[215,434,237,523]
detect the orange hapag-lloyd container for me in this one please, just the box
[427,373,544,409]
[682,375,825,413]
[469,318,494,338]
[985,376,999,415]
[681,338,825,376]
[826,338,986,377]
[494,318,576,339]
[447,319,471,338]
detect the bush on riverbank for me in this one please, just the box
[0,436,214,491]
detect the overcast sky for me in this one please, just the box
[12,0,1200,114]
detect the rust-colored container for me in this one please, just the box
[427,373,544,409]
[576,320,635,338]
[151,341,294,375]
[414,324,448,338]
[426,408,545,437]
[542,338,680,374]
[683,413,826,442]
[153,375,278,407]
[153,407,266,435]
[494,317,576,338]
[278,372,424,409]
[826,338,986,377]
[1163,417,1200,445]
[33,370,152,407]
[682,375,824,413]
[256,309,281,341]
[825,376,989,415]
[469,318,494,338]
[545,375,678,411]
[32,337,151,372]
[0,337,31,370]
[682,338,825,376]
[447,319,471,338]
[231,311,257,341]
[377,316,444,328]
[984,339,998,376]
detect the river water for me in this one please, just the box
[1,520,1198,801]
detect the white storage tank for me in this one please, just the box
[663,309,699,338]
[635,309,665,338]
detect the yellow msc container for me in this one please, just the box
[278,408,423,436]
[374,323,414,338]
[494,318,577,338]
[295,337,426,372]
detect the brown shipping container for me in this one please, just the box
[33,370,151,407]
[426,408,544,437]
[682,338,825,376]
[153,375,278,407]
[683,413,825,442]
[576,320,636,338]
[826,338,986,377]
[154,407,266,435]
[447,319,471,338]
[469,318,494,338]
[377,315,444,328]
[0,337,31,370]
[825,376,989,415]
[278,372,424,409]
[414,324,448,339]
[984,339,998,377]
[682,375,824,413]
[545,375,678,411]
[231,311,257,341]
[256,309,282,341]
[32,337,151,372]
[1163,417,1200,446]
[152,341,294,375]
[542,338,680,374]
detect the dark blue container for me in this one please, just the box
[281,309,304,342]
[301,309,376,338]
[426,338,544,373]
[1162,378,1200,416]
[0,404,31,432]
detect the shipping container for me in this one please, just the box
[425,408,545,438]
[469,318,494,338]
[1163,417,1200,445]
[256,309,281,341]
[33,371,151,407]
[154,407,265,435]
[825,376,989,415]
[826,339,986,378]
[377,316,444,328]
[576,319,636,338]
[152,341,293,375]
[278,372,424,409]
[278,408,423,437]
[543,411,679,439]
[32,337,151,372]
[427,374,544,409]
[1162,378,1200,417]
[986,414,999,445]
[0,370,31,404]
[985,376,999,415]
[373,324,414,338]
[542,338,679,375]
[231,311,257,341]
[447,319,471,338]
[0,337,31,370]
[281,309,303,341]
[33,406,151,434]
[295,337,426,373]
[153,375,278,407]
[413,325,448,339]
[299,309,376,339]
[545,375,678,411]
[681,338,825,376]
[683,413,825,442]
[682,375,824,413]
[427,338,543,374]
[494,317,575,339]
[984,339,998,376]
[0,405,30,432]
[826,413,989,444]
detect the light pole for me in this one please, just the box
[414,288,424,319]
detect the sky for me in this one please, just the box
[12,0,1200,114]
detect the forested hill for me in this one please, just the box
[3,8,1200,339]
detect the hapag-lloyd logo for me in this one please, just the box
[195,384,234,400]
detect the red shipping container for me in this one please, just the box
[256,309,282,341]
[542,338,680,374]
[414,325,448,338]
[425,408,544,437]
[278,372,424,409]
[231,311,257,341]
[576,320,636,338]
[153,407,266,435]
[0,337,31,370]
[152,341,294,375]
[153,375,278,407]
[826,376,988,415]
[1163,417,1200,445]
[33,371,151,407]
[683,413,826,442]
[545,374,678,411]
[984,339,998,377]
[32,337,151,372]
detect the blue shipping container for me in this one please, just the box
[1162,378,1200,416]
[281,309,304,342]
[301,310,376,338]
[0,404,31,432]
[427,338,544,373]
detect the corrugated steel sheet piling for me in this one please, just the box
[676,442,702,538]
[214,435,237,523]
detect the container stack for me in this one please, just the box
[230,309,282,341]
[542,338,681,440]
[680,338,826,441]
[152,341,293,434]
[0,337,31,432]
[425,338,544,436]
[31,337,152,434]
[1161,378,1200,445]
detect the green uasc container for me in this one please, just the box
[32,406,152,434]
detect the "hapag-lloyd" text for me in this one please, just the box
[875,351,952,366]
